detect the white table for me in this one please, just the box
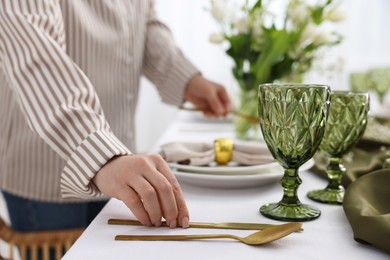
[64,112,389,260]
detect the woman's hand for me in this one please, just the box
[185,74,231,117]
[92,154,189,228]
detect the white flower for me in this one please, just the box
[287,1,311,26]
[289,24,318,59]
[251,9,264,38]
[209,32,225,44]
[210,0,226,22]
[325,6,347,22]
[313,31,334,46]
[252,24,265,51]
[299,23,318,45]
[234,17,250,33]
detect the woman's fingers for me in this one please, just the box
[133,155,179,227]
[118,185,152,226]
[153,155,190,228]
[184,75,231,117]
[130,178,163,227]
[142,171,178,227]
[217,86,232,114]
[92,155,189,228]
[172,180,190,228]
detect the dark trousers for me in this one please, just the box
[1,191,108,259]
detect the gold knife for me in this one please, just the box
[108,219,303,231]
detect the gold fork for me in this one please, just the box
[178,106,260,125]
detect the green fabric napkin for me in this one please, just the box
[343,169,390,254]
[312,140,390,254]
[313,147,386,187]
[341,148,386,187]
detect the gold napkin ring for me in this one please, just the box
[214,138,233,165]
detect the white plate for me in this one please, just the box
[168,161,278,175]
[173,160,314,189]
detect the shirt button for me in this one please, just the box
[127,93,133,101]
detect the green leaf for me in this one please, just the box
[271,56,294,80]
[250,0,262,13]
[311,7,324,24]
[233,71,257,91]
[289,27,304,45]
[311,0,333,24]
[254,29,289,83]
[226,34,252,60]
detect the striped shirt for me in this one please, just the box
[0,0,199,202]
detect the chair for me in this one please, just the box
[0,217,84,260]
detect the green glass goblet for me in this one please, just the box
[258,84,331,221]
[307,91,369,204]
[350,72,370,93]
[368,68,390,105]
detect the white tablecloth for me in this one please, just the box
[63,112,389,260]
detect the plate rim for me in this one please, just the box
[168,161,279,175]
[172,159,315,188]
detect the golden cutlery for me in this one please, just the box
[115,222,302,245]
[108,219,303,232]
[178,106,260,125]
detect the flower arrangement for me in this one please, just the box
[208,0,346,139]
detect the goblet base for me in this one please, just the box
[307,189,344,205]
[260,202,321,222]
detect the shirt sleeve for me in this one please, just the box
[0,0,131,199]
[142,0,200,105]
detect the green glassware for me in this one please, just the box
[258,84,331,221]
[367,68,390,104]
[307,91,369,204]
[350,72,370,93]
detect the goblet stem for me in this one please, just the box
[378,93,385,105]
[307,157,345,204]
[326,157,345,190]
[280,168,302,206]
[260,167,321,221]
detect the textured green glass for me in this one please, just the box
[307,91,369,204]
[258,84,331,221]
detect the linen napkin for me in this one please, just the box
[313,147,386,187]
[361,116,390,147]
[343,169,390,254]
[160,140,274,166]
